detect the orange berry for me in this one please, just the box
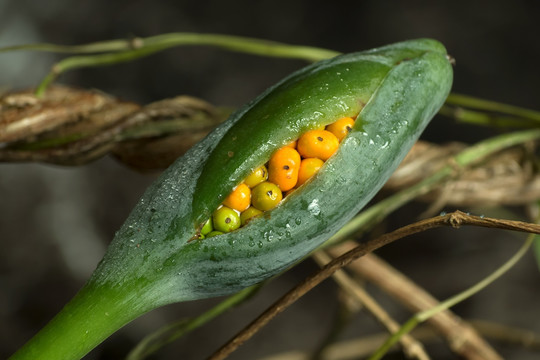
[268,146,301,191]
[326,117,355,142]
[297,130,339,161]
[297,158,324,186]
[286,140,297,148]
[223,183,251,212]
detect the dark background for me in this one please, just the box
[1,0,539,359]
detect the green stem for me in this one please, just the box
[327,128,540,245]
[9,281,150,360]
[446,93,540,122]
[535,236,540,272]
[32,33,340,96]
[368,233,536,360]
[438,105,539,128]
[441,93,540,128]
[0,39,137,54]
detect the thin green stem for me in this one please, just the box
[439,105,539,128]
[35,44,171,96]
[30,33,340,96]
[0,39,138,54]
[441,93,540,128]
[327,128,540,245]
[446,93,540,122]
[0,33,340,60]
[126,284,260,360]
[534,236,540,272]
[368,233,536,360]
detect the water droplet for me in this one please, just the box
[248,240,255,247]
[295,218,302,225]
[308,199,321,216]
[258,241,264,248]
[263,230,274,242]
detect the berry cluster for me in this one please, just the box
[200,116,356,238]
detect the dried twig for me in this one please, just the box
[256,320,540,360]
[206,211,540,360]
[312,251,430,360]
[327,248,502,360]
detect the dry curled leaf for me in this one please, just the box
[385,140,540,209]
[0,86,227,168]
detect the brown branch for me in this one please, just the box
[312,251,430,360]
[327,249,503,360]
[206,211,540,360]
[256,320,540,360]
[469,319,540,351]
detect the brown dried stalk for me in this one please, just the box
[312,251,430,360]
[385,140,539,209]
[206,211,540,360]
[0,86,227,169]
[327,248,502,360]
[257,320,540,360]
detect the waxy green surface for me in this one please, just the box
[95,38,453,306]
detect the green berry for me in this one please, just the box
[212,206,241,233]
[200,218,213,235]
[251,182,283,211]
[240,207,263,225]
[244,165,268,188]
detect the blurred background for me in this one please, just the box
[1,0,539,359]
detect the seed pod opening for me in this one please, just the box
[91,38,453,307]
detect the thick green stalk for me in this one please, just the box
[10,281,150,360]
